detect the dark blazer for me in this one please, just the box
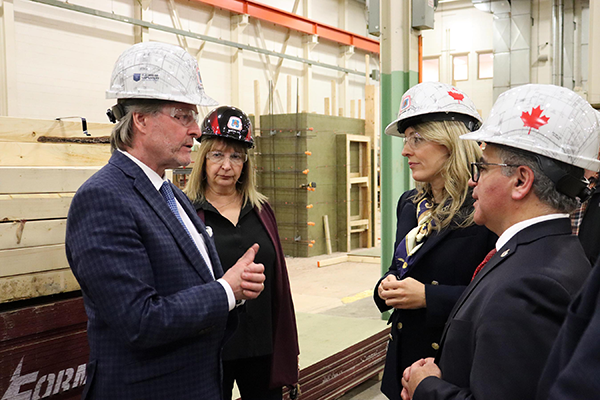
[65,151,235,400]
[414,218,591,400]
[373,189,496,400]
[536,255,600,399]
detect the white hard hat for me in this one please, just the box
[385,82,482,137]
[106,42,218,106]
[461,84,600,171]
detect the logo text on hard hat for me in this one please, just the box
[521,106,550,135]
[133,73,159,82]
[400,96,411,113]
[448,91,464,102]
[227,117,242,131]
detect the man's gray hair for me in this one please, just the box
[110,99,169,152]
[494,144,579,213]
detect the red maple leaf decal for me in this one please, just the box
[448,91,464,102]
[520,106,550,134]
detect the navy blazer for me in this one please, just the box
[536,255,600,399]
[66,151,235,400]
[373,189,496,400]
[415,218,591,400]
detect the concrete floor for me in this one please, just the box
[233,248,390,400]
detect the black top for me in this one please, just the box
[196,200,276,360]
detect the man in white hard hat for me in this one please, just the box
[400,84,599,400]
[66,42,265,400]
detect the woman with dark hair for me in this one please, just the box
[374,82,497,400]
[185,106,299,400]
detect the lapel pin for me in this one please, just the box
[501,249,510,257]
[206,226,213,237]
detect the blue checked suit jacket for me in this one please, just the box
[66,151,235,400]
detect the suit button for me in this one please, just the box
[397,322,403,330]
[388,333,393,341]
[431,280,439,285]
[431,342,440,350]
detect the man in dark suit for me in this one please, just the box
[65,42,266,399]
[400,84,599,400]
[536,255,600,399]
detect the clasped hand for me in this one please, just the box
[222,243,266,300]
[378,275,426,309]
[401,358,441,400]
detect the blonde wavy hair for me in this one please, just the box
[411,120,482,230]
[184,137,267,211]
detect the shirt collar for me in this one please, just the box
[118,149,168,190]
[496,213,569,250]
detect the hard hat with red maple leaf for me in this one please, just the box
[385,82,483,137]
[461,84,600,171]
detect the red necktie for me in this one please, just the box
[471,249,497,281]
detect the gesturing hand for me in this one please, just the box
[222,244,266,300]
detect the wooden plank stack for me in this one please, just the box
[0,116,112,303]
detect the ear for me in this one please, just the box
[511,165,535,200]
[131,112,150,134]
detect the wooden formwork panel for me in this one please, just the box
[0,193,74,222]
[0,142,111,167]
[0,268,79,304]
[0,166,101,194]
[0,219,66,250]
[0,116,113,142]
[0,245,68,278]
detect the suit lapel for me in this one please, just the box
[110,152,216,282]
[173,188,225,278]
[436,218,572,354]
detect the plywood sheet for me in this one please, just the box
[0,219,67,250]
[0,142,111,166]
[0,244,67,278]
[0,268,79,303]
[0,166,100,194]
[0,116,113,142]
[0,193,74,221]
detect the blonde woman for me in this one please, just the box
[185,106,299,400]
[374,82,497,400]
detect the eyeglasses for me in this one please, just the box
[164,107,199,127]
[206,151,248,165]
[403,132,426,149]
[470,162,520,182]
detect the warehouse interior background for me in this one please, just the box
[1,0,599,399]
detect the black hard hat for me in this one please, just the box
[200,106,254,148]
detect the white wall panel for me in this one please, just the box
[7,0,372,122]
[422,3,494,117]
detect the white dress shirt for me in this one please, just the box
[118,150,236,310]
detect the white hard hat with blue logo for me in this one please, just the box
[106,42,217,107]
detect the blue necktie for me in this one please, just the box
[159,181,193,241]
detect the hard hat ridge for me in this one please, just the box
[461,84,600,172]
[106,42,218,107]
[201,106,254,148]
[385,82,483,137]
